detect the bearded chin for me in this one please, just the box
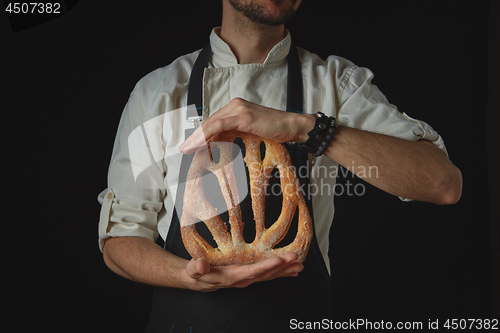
[229,0,297,26]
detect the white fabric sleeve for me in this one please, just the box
[97,189,163,251]
[337,66,448,201]
[97,83,166,252]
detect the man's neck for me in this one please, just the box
[219,5,286,64]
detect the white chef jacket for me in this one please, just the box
[97,28,447,274]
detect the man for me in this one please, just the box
[98,0,462,331]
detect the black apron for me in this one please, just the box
[146,42,331,333]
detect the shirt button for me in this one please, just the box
[106,192,114,201]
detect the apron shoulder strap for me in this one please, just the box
[286,43,303,114]
[187,43,211,118]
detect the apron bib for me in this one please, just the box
[146,42,331,333]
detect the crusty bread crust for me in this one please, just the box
[180,130,313,265]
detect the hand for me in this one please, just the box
[179,98,315,154]
[184,252,304,292]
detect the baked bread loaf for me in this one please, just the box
[180,130,312,265]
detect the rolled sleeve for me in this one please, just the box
[337,67,448,201]
[400,112,447,153]
[97,188,163,252]
[97,80,168,251]
[338,66,447,153]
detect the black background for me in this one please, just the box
[2,0,498,331]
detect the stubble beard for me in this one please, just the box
[229,0,297,27]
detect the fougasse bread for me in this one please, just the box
[180,130,312,266]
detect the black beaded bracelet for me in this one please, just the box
[299,112,337,157]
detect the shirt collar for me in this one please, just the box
[209,27,292,67]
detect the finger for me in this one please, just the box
[280,252,299,263]
[180,114,243,154]
[185,258,211,279]
[179,102,236,154]
[229,258,302,287]
[179,98,258,154]
[195,256,283,286]
[243,256,287,276]
[235,256,295,282]
[241,253,298,275]
[179,125,207,154]
[247,253,303,281]
[282,270,300,278]
[194,256,303,289]
[257,260,303,281]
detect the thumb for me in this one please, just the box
[186,258,211,279]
